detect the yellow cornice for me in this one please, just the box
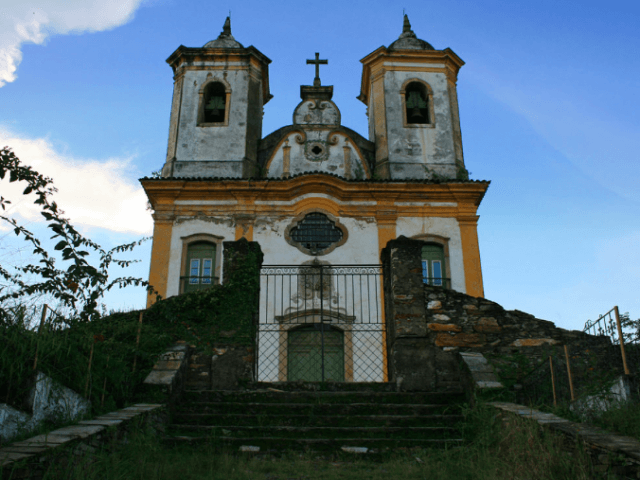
[141,175,488,221]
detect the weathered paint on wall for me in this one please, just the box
[266,132,368,180]
[165,218,235,298]
[383,69,456,179]
[396,216,467,293]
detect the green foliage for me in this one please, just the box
[0,242,262,418]
[0,146,154,323]
[0,305,173,415]
[146,243,261,348]
[455,159,470,181]
[594,401,640,439]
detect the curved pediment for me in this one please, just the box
[293,99,340,126]
[262,129,371,180]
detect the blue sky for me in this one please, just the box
[0,0,638,332]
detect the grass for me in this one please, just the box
[22,403,597,480]
[593,400,640,439]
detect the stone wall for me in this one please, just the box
[382,235,623,393]
[423,285,622,390]
[381,236,436,391]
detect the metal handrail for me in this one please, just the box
[423,277,451,289]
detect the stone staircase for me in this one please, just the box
[164,352,467,452]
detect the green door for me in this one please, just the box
[288,326,344,382]
[184,242,216,293]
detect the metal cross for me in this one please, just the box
[306,52,328,87]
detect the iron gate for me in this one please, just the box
[256,263,386,382]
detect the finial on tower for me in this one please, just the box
[203,16,243,48]
[400,14,416,38]
[387,13,433,50]
[402,14,412,33]
[221,16,232,37]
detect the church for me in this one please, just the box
[142,16,489,383]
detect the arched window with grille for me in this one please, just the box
[405,82,429,124]
[199,81,228,124]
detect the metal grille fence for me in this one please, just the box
[520,354,573,407]
[256,264,386,383]
[584,306,638,375]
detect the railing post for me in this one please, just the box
[84,338,95,398]
[564,345,576,401]
[32,304,48,372]
[319,264,325,382]
[614,306,630,375]
[549,356,557,407]
[132,311,143,374]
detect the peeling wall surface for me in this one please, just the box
[0,372,90,443]
[266,131,368,179]
[383,70,456,179]
[166,218,236,297]
[396,216,466,293]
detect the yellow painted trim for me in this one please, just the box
[327,131,372,179]
[146,220,173,307]
[263,129,306,172]
[458,216,484,297]
[142,176,489,222]
[235,222,254,241]
[292,197,341,217]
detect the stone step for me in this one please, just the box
[169,424,459,440]
[174,402,460,416]
[246,382,399,392]
[171,413,464,428]
[179,390,465,405]
[164,435,464,450]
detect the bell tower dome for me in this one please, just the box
[358,15,466,180]
[161,17,272,178]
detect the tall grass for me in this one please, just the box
[35,403,593,480]
[0,304,173,417]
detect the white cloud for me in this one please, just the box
[0,129,152,235]
[0,0,145,86]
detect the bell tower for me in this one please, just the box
[358,15,466,180]
[161,18,272,178]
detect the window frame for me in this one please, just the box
[412,235,452,288]
[400,79,436,129]
[179,234,224,293]
[197,78,231,127]
[284,210,349,256]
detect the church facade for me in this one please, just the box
[142,16,489,382]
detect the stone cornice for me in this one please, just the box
[358,47,465,105]
[141,175,489,220]
[166,45,272,105]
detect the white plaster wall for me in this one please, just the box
[396,216,466,293]
[166,218,236,298]
[382,69,456,171]
[254,208,384,382]
[267,132,367,180]
[176,68,254,162]
[254,214,379,265]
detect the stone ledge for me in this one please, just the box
[143,342,191,402]
[0,403,164,473]
[489,402,640,476]
[459,352,504,401]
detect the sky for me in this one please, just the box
[0,0,638,332]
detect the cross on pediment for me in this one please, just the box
[306,52,328,87]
